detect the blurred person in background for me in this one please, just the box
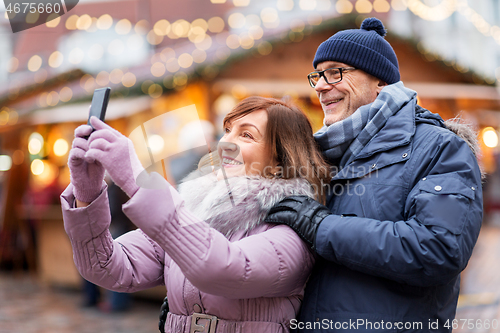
[61,96,331,332]
[265,17,483,332]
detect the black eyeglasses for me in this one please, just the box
[307,67,356,88]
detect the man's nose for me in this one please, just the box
[314,76,332,93]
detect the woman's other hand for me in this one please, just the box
[68,124,105,205]
[85,116,145,198]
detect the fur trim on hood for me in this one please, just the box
[177,171,314,238]
[444,117,485,179]
[416,105,484,178]
[444,117,480,158]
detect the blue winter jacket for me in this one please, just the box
[296,103,483,332]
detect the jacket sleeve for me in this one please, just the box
[122,173,315,299]
[315,130,483,287]
[61,183,166,292]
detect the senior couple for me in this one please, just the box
[62,18,483,332]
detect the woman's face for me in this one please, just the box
[217,109,274,180]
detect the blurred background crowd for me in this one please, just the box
[0,0,500,332]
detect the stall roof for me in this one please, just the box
[28,95,150,125]
[403,82,499,101]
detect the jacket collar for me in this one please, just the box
[331,95,417,180]
[177,172,314,238]
[354,95,416,160]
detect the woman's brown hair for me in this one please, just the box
[218,96,331,204]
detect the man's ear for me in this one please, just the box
[376,80,388,95]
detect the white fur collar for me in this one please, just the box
[177,171,314,238]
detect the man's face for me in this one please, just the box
[314,61,386,126]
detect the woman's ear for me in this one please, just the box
[273,163,283,178]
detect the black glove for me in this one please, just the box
[265,195,331,249]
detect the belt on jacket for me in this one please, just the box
[190,313,217,333]
[164,312,288,333]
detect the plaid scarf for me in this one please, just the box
[314,82,416,169]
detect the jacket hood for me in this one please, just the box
[177,171,314,238]
[443,117,481,158]
[416,106,481,159]
[415,106,484,178]
[444,117,486,179]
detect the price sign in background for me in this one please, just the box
[4,0,79,33]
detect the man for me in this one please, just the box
[266,17,483,332]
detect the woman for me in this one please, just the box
[61,96,330,332]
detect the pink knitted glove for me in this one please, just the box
[85,117,145,198]
[68,124,105,203]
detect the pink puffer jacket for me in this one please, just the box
[61,172,315,333]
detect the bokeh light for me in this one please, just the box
[374,0,391,12]
[76,14,92,30]
[28,55,42,72]
[65,15,78,30]
[28,133,44,155]
[148,84,163,98]
[147,30,164,45]
[178,53,194,68]
[110,69,124,84]
[12,150,24,165]
[48,51,64,68]
[483,127,499,148]
[151,62,166,77]
[96,71,110,86]
[0,111,9,125]
[148,134,165,154]
[59,87,73,102]
[207,17,225,33]
[97,14,113,30]
[228,13,245,29]
[31,159,44,176]
[122,72,136,87]
[355,0,373,13]
[154,19,171,36]
[233,0,250,6]
[47,91,60,106]
[172,19,190,38]
[115,19,132,35]
[46,14,61,28]
[53,138,69,156]
[0,155,12,172]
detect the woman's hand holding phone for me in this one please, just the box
[68,123,105,205]
[85,116,145,198]
[68,86,144,203]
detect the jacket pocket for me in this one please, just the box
[415,174,475,235]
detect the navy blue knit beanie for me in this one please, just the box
[313,17,400,84]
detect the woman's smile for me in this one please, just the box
[221,156,243,167]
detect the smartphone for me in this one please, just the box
[88,87,111,130]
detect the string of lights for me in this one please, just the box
[2,0,499,107]
[1,0,499,178]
